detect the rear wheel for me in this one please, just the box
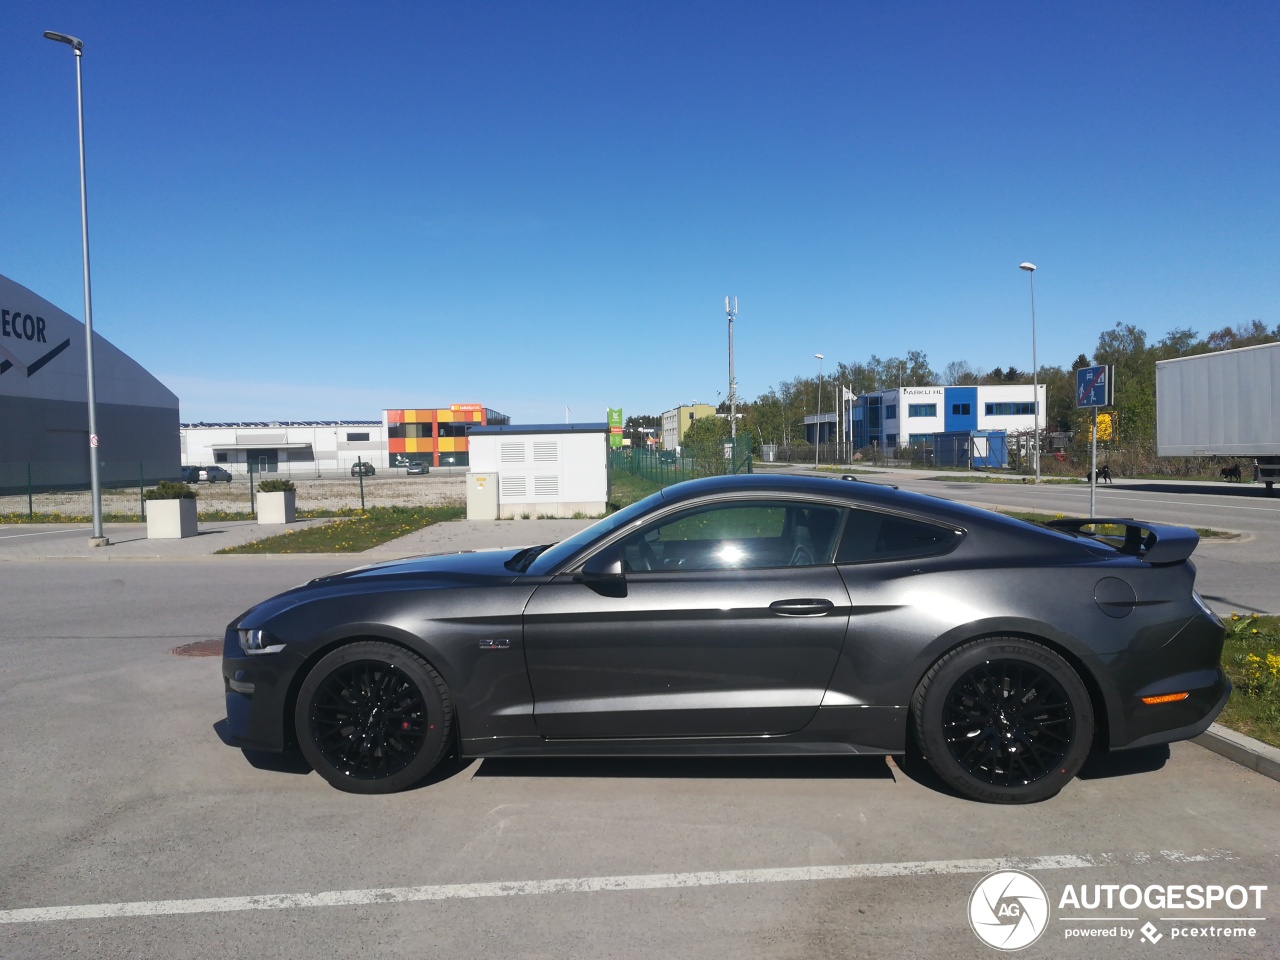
[295,641,453,794]
[913,638,1093,804]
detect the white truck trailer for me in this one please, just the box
[1155,340,1280,494]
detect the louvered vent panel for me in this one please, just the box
[500,442,525,463]
[500,476,527,499]
[533,441,559,462]
[533,476,559,497]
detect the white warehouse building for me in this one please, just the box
[181,421,387,477]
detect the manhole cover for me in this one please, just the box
[171,639,223,657]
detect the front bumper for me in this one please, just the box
[221,625,300,753]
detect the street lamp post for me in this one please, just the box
[814,353,824,468]
[44,30,107,546]
[1019,262,1040,484]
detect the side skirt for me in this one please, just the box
[461,705,907,758]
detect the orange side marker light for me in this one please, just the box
[1141,692,1190,705]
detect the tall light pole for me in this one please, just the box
[1019,262,1040,484]
[814,353,824,468]
[724,296,738,440]
[45,30,106,545]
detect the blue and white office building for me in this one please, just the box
[844,383,1046,451]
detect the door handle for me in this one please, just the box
[769,599,834,617]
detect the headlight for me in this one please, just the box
[238,628,286,656]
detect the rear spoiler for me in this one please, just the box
[1045,518,1199,565]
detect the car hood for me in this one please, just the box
[233,548,532,630]
[310,548,527,587]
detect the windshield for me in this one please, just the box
[524,489,667,576]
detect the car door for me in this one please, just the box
[828,505,967,705]
[522,498,852,739]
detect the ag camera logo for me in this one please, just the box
[969,870,1050,951]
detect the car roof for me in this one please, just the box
[655,473,1089,546]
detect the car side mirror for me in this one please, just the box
[575,548,627,597]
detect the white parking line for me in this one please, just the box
[0,850,1229,924]
[0,528,82,540]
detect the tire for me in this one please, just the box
[294,640,453,794]
[912,637,1094,804]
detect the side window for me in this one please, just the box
[836,508,959,563]
[615,501,844,572]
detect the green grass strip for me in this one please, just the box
[1218,614,1280,749]
[607,470,663,509]
[217,506,464,554]
[998,510,1235,540]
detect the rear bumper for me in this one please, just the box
[1112,671,1231,751]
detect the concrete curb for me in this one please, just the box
[1194,723,1280,783]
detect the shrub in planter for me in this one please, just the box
[257,478,296,523]
[144,480,197,500]
[144,481,197,538]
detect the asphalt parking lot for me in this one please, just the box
[1,481,1278,959]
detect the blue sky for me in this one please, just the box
[2,1,1276,424]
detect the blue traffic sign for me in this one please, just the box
[1076,364,1112,408]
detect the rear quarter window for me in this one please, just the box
[836,508,960,563]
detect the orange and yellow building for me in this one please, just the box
[383,404,510,468]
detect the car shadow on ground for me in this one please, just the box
[471,755,894,781]
[1076,744,1171,780]
[891,742,1171,803]
[223,742,478,788]
[241,748,314,775]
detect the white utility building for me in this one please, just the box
[466,423,609,519]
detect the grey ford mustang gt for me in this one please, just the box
[220,474,1228,804]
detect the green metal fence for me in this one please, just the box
[0,461,178,518]
[609,436,753,489]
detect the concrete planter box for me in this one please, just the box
[257,490,296,524]
[146,498,197,539]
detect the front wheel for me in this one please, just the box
[913,638,1094,804]
[295,641,453,794]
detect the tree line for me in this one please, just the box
[625,319,1277,463]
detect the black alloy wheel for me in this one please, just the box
[913,638,1094,804]
[295,641,452,794]
[942,660,1074,785]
